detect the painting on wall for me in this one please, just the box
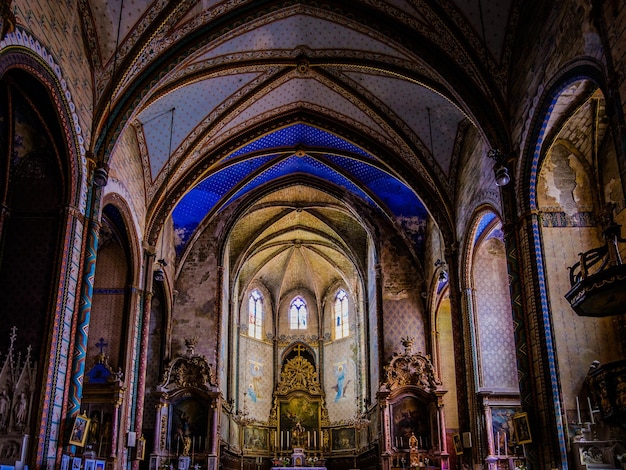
[247,360,264,403]
[279,396,320,433]
[490,406,519,455]
[69,413,90,447]
[170,397,209,450]
[391,396,427,448]
[512,412,532,444]
[331,427,355,451]
[331,361,351,402]
[244,426,268,452]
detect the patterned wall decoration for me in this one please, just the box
[473,234,518,391]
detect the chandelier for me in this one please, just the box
[233,392,256,426]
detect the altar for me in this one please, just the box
[271,467,326,470]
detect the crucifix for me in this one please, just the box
[96,337,108,354]
[293,344,305,356]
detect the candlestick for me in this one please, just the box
[576,396,582,424]
[587,397,595,424]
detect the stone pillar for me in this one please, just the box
[68,155,107,421]
[132,243,156,470]
[208,397,219,467]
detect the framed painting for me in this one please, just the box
[512,412,532,444]
[170,397,209,450]
[61,455,70,470]
[452,433,463,455]
[136,435,146,460]
[331,427,355,452]
[390,395,427,449]
[244,426,268,452]
[278,396,320,433]
[71,457,82,470]
[490,406,519,455]
[69,413,91,447]
[95,461,106,470]
[84,459,96,470]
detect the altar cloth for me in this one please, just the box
[271,467,326,470]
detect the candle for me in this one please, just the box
[281,431,284,450]
[496,432,500,456]
[395,436,398,447]
[576,396,582,424]
[504,433,508,456]
[314,431,316,449]
[308,431,311,448]
[287,431,290,448]
[275,431,278,449]
[588,397,595,424]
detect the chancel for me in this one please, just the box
[1,1,626,470]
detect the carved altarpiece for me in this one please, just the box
[151,339,219,470]
[0,327,36,469]
[81,344,126,463]
[268,344,329,463]
[378,338,448,470]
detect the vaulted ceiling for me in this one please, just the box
[86,0,520,296]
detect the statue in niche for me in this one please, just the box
[0,389,9,430]
[14,392,27,430]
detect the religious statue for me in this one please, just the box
[0,389,9,430]
[14,392,27,430]
[291,421,306,448]
[409,432,420,468]
[182,436,192,456]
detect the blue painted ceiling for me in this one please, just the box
[172,123,427,254]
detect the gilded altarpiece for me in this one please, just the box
[378,338,448,470]
[268,347,329,460]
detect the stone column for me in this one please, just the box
[131,243,156,470]
[67,155,107,421]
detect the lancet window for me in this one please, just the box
[248,289,264,339]
[289,296,307,329]
[334,289,349,339]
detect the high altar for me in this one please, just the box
[265,344,329,468]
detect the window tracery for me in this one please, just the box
[248,289,263,339]
[334,289,349,339]
[289,296,307,329]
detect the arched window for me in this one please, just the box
[334,289,349,339]
[248,289,263,339]
[289,296,307,329]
